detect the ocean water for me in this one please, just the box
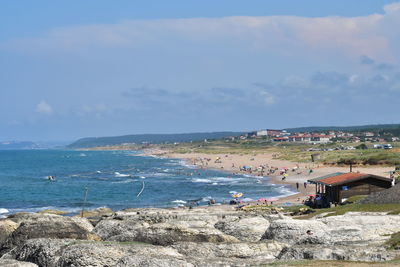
[0,150,295,217]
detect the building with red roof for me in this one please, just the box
[308,172,393,205]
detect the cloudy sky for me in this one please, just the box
[1,0,400,141]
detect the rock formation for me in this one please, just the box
[0,207,399,266]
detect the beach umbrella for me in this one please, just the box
[232,192,243,198]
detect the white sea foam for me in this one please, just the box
[6,206,82,215]
[111,179,133,184]
[96,171,102,174]
[192,178,212,183]
[0,208,9,214]
[201,196,213,202]
[172,200,187,204]
[114,172,130,177]
[192,177,242,185]
[79,153,87,157]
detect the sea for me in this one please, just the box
[0,150,296,217]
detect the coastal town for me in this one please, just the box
[236,128,399,145]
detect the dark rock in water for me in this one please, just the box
[360,183,400,204]
[0,259,38,267]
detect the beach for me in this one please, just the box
[144,149,394,205]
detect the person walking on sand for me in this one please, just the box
[304,182,307,188]
[296,182,299,190]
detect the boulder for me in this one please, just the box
[0,220,18,246]
[0,259,38,267]
[115,256,193,267]
[214,216,270,242]
[132,223,239,245]
[278,244,397,262]
[94,215,239,245]
[37,210,68,215]
[262,218,328,244]
[93,219,148,241]
[13,238,70,267]
[0,214,99,255]
[12,238,186,267]
[319,212,400,245]
[173,241,284,260]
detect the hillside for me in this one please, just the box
[67,132,243,148]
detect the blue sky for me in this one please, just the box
[1,1,400,141]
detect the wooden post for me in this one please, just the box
[81,187,89,218]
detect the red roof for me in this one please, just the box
[319,172,366,185]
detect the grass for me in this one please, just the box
[295,203,400,219]
[385,232,400,250]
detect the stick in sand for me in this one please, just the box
[81,187,89,217]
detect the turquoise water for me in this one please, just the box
[0,150,295,216]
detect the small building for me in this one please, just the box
[257,129,285,137]
[308,172,393,204]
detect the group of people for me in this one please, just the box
[304,194,330,208]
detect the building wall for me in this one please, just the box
[338,177,392,202]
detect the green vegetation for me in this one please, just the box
[296,203,400,219]
[385,231,400,250]
[67,132,244,148]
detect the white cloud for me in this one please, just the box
[1,2,399,63]
[36,101,53,114]
[259,91,275,105]
[384,2,400,13]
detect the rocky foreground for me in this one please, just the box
[0,207,399,267]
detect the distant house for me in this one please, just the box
[288,134,312,142]
[311,134,334,143]
[256,129,285,137]
[273,137,289,142]
[308,172,393,204]
[364,132,375,137]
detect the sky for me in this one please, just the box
[1,0,400,141]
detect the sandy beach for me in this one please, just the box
[143,149,394,205]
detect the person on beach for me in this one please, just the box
[304,182,307,188]
[296,182,299,190]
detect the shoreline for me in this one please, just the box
[141,148,394,206]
